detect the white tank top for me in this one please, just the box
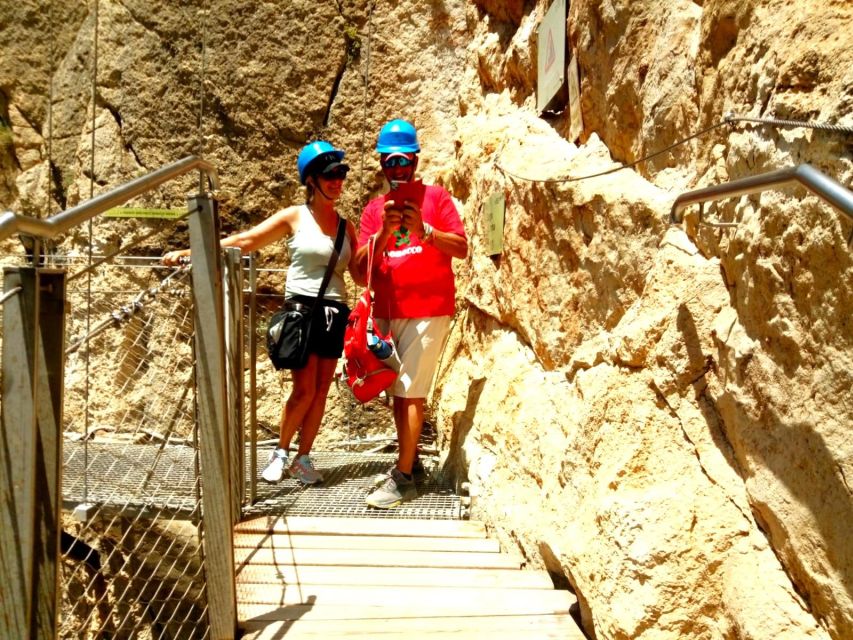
[284,205,351,302]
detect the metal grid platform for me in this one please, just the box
[246,451,463,520]
[63,443,462,521]
[63,441,200,516]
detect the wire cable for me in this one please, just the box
[495,114,853,184]
[357,1,375,209]
[83,0,101,510]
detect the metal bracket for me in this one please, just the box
[696,202,739,228]
[72,503,97,522]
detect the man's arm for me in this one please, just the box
[402,189,468,259]
[354,201,403,277]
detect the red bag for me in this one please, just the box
[342,237,398,403]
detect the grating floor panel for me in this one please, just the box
[245,450,463,520]
[63,441,200,515]
[62,443,462,520]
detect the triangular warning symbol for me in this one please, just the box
[544,30,556,72]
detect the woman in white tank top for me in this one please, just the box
[163,141,363,485]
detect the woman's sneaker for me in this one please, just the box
[366,468,417,508]
[288,454,324,485]
[261,448,288,483]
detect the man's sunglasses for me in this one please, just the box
[320,167,349,180]
[381,155,415,168]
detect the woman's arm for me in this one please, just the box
[163,206,299,265]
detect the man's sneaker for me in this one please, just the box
[366,468,417,509]
[261,448,288,483]
[288,454,324,485]
[412,456,427,482]
[372,457,427,487]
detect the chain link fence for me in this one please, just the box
[56,254,210,640]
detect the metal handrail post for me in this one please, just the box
[247,255,258,505]
[223,247,244,522]
[1,268,39,639]
[1,267,66,639]
[187,193,236,640]
[30,269,66,639]
[670,163,853,225]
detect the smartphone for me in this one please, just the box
[384,179,426,209]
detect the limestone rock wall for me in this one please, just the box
[1,1,851,638]
[444,1,851,639]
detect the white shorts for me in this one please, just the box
[376,316,452,398]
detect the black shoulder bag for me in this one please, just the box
[266,216,347,371]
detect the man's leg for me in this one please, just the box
[393,396,425,476]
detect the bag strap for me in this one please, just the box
[308,216,347,321]
[366,234,376,294]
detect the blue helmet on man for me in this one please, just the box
[375,119,420,154]
[297,141,347,185]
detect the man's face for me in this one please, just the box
[380,153,418,183]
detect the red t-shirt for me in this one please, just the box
[358,184,466,319]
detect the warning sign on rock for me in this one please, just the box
[537,0,566,114]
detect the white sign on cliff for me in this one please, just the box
[484,191,505,256]
[537,0,566,114]
[567,53,583,141]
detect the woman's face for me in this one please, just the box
[315,171,346,200]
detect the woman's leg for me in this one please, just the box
[295,357,338,456]
[276,356,319,450]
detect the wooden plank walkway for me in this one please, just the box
[236,515,586,639]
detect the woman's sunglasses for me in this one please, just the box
[320,167,349,180]
[381,155,415,168]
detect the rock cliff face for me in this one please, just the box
[1,1,851,638]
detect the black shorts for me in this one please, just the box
[289,295,351,360]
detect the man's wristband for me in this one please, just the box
[421,222,434,244]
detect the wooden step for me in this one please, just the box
[235,564,555,589]
[240,614,586,639]
[235,515,487,538]
[233,532,501,553]
[239,597,574,621]
[234,515,586,639]
[234,547,521,570]
[236,583,576,608]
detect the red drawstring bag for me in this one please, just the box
[342,237,398,403]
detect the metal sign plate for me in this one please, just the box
[104,207,185,219]
[484,192,506,256]
[536,0,566,113]
[568,53,583,141]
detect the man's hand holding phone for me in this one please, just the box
[401,200,424,236]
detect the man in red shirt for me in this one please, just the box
[355,119,468,508]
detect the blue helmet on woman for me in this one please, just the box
[297,141,346,185]
[375,119,420,154]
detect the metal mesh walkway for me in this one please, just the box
[63,440,200,516]
[63,444,463,521]
[247,450,463,520]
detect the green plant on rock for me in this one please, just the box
[0,123,13,151]
[343,23,361,63]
